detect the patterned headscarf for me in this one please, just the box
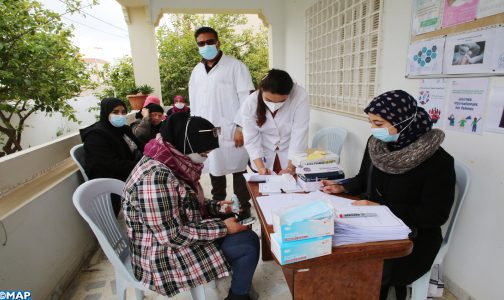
[364,90,433,150]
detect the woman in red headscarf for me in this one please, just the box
[166,95,190,117]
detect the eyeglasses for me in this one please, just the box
[199,127,221,137]
[196,39,217,47]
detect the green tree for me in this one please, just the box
[0,0,93,156]
[94,56,136,103]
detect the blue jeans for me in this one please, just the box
[218,230,260,295]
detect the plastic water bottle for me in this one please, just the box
[231,194,240,214]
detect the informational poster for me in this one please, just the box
[477,0,504,19]
[442,0,480,28]
[407,38,445,75]
[485,86,504,133]
[418,79,447,128]
[445,78,489,135]
[491,26,504,73]
[443,27,495,74]
[413,0,442,35]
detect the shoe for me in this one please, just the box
[237,207,251,221]
[225,289,251,300]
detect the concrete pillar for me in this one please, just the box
[124,6,163,103]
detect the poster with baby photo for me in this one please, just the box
[444,27,496,74]
[419,79,447,128]
[445,78,489,135]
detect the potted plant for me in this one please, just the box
[126,84,154,110]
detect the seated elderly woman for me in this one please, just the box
[320,90,455,300]
[122,112,259,300]
[131,95,165,144]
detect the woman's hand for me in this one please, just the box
[258,168,272,175]
[218,200,234,214]
[320,180,346,194]
[224,217,248,234]
[234,129,244,148]
[141,108,149,118]
[278,168,295,175]
[351,200,380,206]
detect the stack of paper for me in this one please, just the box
[332,206,411,246]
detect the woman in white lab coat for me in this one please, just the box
[239,69,310,175]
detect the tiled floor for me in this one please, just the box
[61,175,458,300]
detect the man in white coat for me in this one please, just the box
[189,27,255,219]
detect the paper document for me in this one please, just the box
[243,172,277,182]
[258,174,302,194]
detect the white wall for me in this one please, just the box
[285,1,504,299]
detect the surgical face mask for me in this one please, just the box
[371,111,417,143]
[198,45,218,60]
[109,114,127,127]
[263,99,285,112]
[174,102,185,109]
[187,153,207,164]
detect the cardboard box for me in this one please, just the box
[292,151,340,167]
[271,233,332,265]
[272,209,334,242]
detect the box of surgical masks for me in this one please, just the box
[272,200,334,242]
[271,233,332,265]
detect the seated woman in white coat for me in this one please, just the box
[238,69,310,175]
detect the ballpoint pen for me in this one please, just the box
[338,213,378,218]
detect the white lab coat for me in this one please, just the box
[189,54,254,176]
[239,84,310,171]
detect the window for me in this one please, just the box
[306,0,383,117]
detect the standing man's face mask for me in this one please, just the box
[109,114,127,127]
[198,45,218,60]
[174,102,185,109]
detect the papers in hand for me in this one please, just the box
[243,171,277,182]
[258,174,302,194]
[332,206,411,246]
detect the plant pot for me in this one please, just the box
[127,94,148,110]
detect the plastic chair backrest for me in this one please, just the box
[72,178,133,279]
[70,144,89,181]
[311,127,348,158]
[435,160,470,263]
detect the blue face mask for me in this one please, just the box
[198,45,218,60]
[371,127,400,142]
[109,114,127,127]
[371,111,417,143]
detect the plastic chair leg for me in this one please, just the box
[115,275,127,300]
[190,284,206,300]
[410,271,430,300]
[135,289,144,300]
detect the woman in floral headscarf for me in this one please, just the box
[321,90,456,300]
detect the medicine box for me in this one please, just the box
[270,233,332,265]
[272,210,334,242]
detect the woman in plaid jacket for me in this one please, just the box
[123,112,259,300]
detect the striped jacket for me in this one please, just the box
[122,156,231,297]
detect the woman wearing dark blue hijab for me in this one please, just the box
[321,90,456,299]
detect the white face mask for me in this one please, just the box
[174,102,185,109]
[263,99,285,112]
[187,153,207,164]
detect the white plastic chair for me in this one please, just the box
[70,144,89,181]
[409,160,470,300]
[311,127,348,162]
[72,178,207,300]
